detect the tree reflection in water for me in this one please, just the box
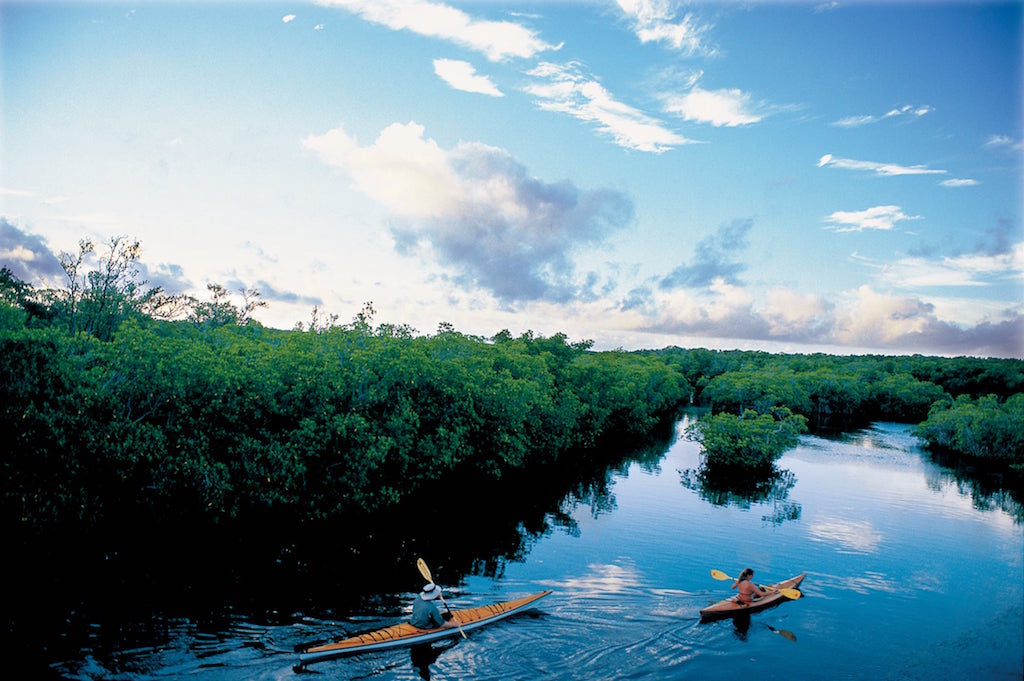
[283,420,681,619]
[680,466,802,526]
[925,450,1023,523]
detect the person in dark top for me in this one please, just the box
[732,568,768,605]
[410,583,459,630]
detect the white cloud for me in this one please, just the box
[832,115,875,128]
[939,178,979,187]
[833,285,936,345]
[303,121,457,218]
[920,294,1023,328]
[763,287,829,336]
[662,86,762,127]
[817,153,946,177]
[832,104,932,127]
[985,134,1023,151]
[303,120,634,303]
[616,0,713,56]
[825,205,920,232]
[877,244,1024,289]
[433,58,503,96]
[315,0,560,61]
[525,61,695,153]
[282,14,296,23]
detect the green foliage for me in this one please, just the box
[685,407,808,472]
[868,373,948,422]
[915,394,1024,472]
[2,238,1022,534]
[1,307,689,532]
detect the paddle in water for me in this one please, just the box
[417,558,467,639]
[766,624,797,642]
[710,569,802,599]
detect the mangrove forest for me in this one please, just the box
[2,237,1023,542]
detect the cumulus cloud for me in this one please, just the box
[763,287,832,339]
[660,218,752,289]
[282,14,296,23]
[831,104,932,128]
[826,285,1023,356]
[143,261,193,296]
[640,279,769,341]
[618,222,1022,357]
[433,58,503,96]
[662,87,762,127]
[524,61,695,153]
[616,0,714,56]
[817,154,947,177]
[0,218,195,298]
[315,0,560,61]
[303,121,633,303]
[224,277,322,307]
[825,205,920,232]
[0,217,63,284]
[632,277,1021,357]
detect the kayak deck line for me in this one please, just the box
[298,590,553,665]
[699,573,805,622]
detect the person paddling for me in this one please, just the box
[410,583,460,630]
[732,568,768,605]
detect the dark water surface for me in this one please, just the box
[45,418,1023,679]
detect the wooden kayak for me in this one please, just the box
[699,573,805,621]
[298,590,552,665]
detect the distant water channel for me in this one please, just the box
[47,417,1023,680]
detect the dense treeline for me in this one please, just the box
[1,297,689,533]
[653,347,1024,474]
[2,235,1022,536]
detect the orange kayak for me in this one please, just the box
[298,590,552,665]
[699,573,805,621]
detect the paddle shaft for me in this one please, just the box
[417,558,467,639]
[710,569,801,599]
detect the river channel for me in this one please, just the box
[46,417,1023,680]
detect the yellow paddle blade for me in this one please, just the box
[417,558,433,583]
[416,558,467,639]
[767,625,797,642]
[710,569,733,581]
[765,586,802,599]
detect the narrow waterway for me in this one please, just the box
[48,418,1023,680]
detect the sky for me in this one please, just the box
[1,1,1022,358]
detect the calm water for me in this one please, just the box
[48,418,1023,680]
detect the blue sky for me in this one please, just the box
[2,1,1022,357]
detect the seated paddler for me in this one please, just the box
[410,582,459,630]
[732,567,768,605]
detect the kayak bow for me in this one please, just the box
[298,590,552,665]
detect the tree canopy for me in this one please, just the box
[2,238,1021,536]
